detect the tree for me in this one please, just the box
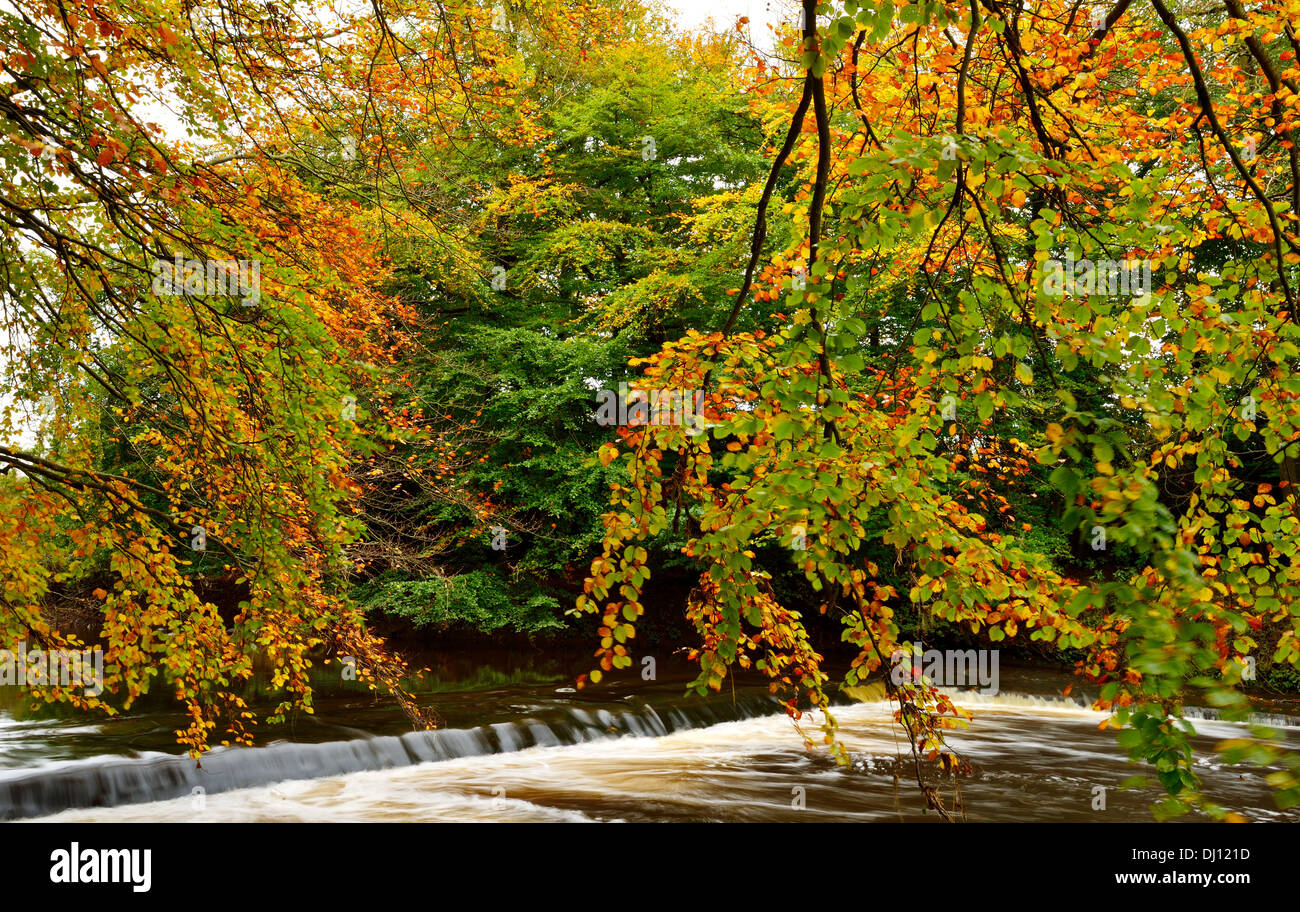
[347,9,767,634]
[0,0,520,752]
[576,0,1300,819]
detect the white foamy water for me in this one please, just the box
[24,694,1298,823]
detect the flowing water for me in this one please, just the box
[2,657,1298,823]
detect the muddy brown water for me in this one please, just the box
[2,657,1297,822]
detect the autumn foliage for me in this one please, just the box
[575,0,1300,819]
[2,0,1299,819]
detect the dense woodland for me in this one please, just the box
[2,0,1300,819]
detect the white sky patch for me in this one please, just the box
[0,322,40,450]
[668,0,789,55]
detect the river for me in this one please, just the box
[2,656,1297,823]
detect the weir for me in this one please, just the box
[6,682,1297,823]
[0,693,790,820]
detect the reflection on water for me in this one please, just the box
[3,660,1299,823]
